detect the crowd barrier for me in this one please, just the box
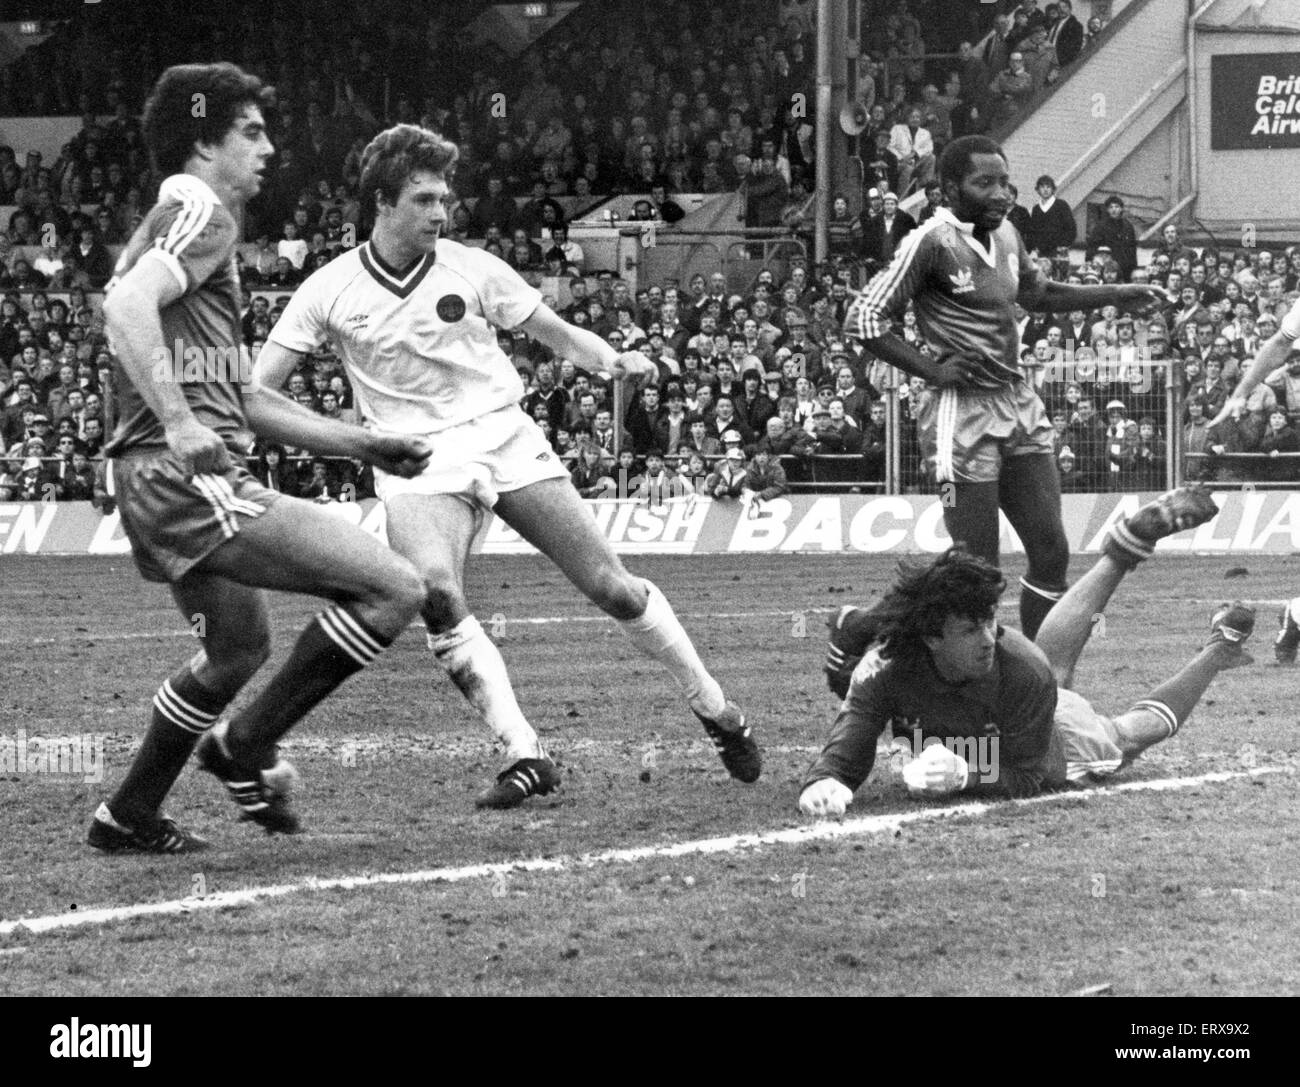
[2,490,1299,556]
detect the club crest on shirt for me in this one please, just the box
[949,266,975,294]
[437,294,467,322]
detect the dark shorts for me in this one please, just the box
[918,381,1055,484]
[110,451,282,583]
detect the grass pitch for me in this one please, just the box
[1,552,1297,995]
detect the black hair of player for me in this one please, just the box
[938,135,1005,191]
[871,548,1006,661]
[142,63,274,177]
[359,124,459,227]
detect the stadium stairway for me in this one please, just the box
[994,0,1191,227]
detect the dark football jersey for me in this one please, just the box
[104,173,252,457]
[805,624,1066,798]
[844,207,1050,389]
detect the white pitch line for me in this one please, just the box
[6,609,843,646]
[0,765,1285,938]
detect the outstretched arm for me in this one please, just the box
[1212,298,1300,426]
[519,303,657,382]
[248,342,430,476]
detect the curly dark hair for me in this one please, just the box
[142,63,274,177]
[938,135,1005,191]
[872,548,1006,661]
[358,124,459,225]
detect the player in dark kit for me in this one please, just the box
[844,136,1169,639]
[803,486,1253,815]
[87,63,431,853]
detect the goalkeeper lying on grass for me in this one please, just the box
[800,486,1255,817]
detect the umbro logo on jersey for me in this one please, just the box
[535,450,552,461]
[948,267,975,293]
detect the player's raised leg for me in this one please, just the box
[999,452,1069,640]
[88,576,272,854]
[1274,597,1300,665]
[494,477,761,782]
[1038,484,1246,765]
[191,496,426,832]
[383,492,555,809]
[1107,602,1255,763]
[1037,484,1222,689]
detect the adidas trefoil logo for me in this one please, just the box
[949,266,975,294]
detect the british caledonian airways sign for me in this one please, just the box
[1211,52,1300,150]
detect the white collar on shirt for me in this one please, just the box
[1038,196,1056,213]
[934,207,998,268]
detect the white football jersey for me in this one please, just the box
[1281,296,1300,343]
[269,239,541,434]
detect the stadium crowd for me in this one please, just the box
[2,0,1300,504]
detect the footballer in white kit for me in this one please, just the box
[257,124,760,808]
[269,225,570,508]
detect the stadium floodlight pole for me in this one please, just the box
[813,0,834,264]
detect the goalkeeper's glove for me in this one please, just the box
[901,742,969,798]
[799,777,855,817]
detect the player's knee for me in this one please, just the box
[388,565,427,620]
[588,566,643,620]
[207,637,271,689]
[421,572,467,624]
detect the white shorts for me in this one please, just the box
[375,404,569,511]
[1054,687,1125,782]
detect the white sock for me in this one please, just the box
[428,616,543,761]
[618,579,727,718]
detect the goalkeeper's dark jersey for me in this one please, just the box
[805,625,1067,799]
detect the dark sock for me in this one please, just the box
[227,605,391,761]
[110,667,228,821]
[1019,577,1065,641]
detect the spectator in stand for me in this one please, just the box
[267,256,300,288]
[1087,196,1138,281]
[865,130,900,195]
[861,191,917,273]
[1067,395,1107,488]
[1006,183,1031,237]
[1259,408,1300,480]
[679,451,711,495]
[1050,0,1085,66]
[988,51,1034,127]
[705,447,749,500]
[1084,15,1106,49]
[916,179,945,224]
[569,437,615,498]
[625,383,667,455]
[1021,24,1057,93]
[889,108,935,197]
[59,448,96,501]
[1183,397,1214,480]
[654,387,691,455]
[743,447,788,501]
[827,195,857,259]
[1023,175,1075,260]
[737,153,788,234]
[1154,223,1197,267]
